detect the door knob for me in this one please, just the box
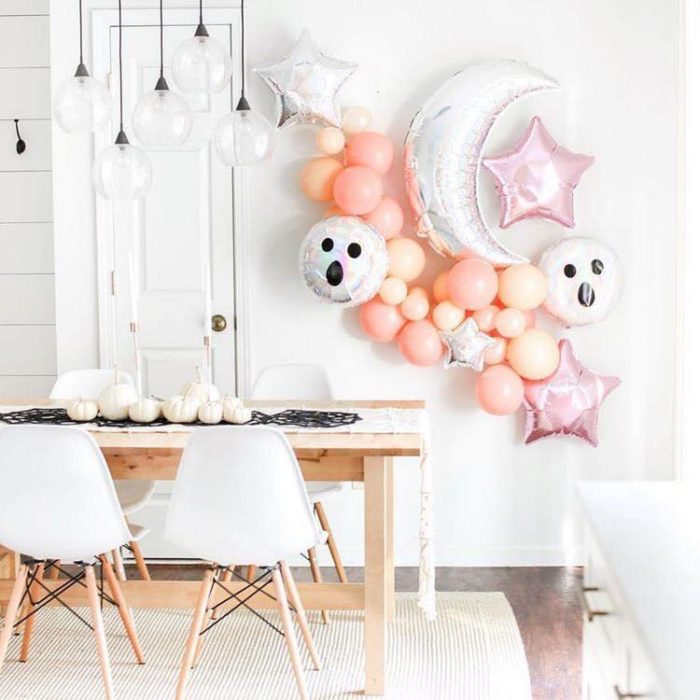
[211,314,227,332]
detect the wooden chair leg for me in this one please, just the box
[314,502,348,584]
[111,548,127,582]
[307,547,329,624]
[85,565,115,700]
[220,567,233,584]
[272,566,309,700]
[19,562,45,662]
[246,565,256,582]
[280,561,321,671]
[99,556,144,664]
[176,568,215,700]
[129,541,151,582]
[47,561,60,580]
[0,564,28,674]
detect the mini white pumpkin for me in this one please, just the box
[66,398,98,422]
[162,395,200,424]
[98,370,138,421]
[183,367,220,406]
[222,394,243,422]
[128,397,162,424]
[223,405,252,425]
[198,400,223,425]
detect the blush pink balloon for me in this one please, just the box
[495,308,526,338]
[472,305,499,332]
[345,131,394,175]
[333,166,383,215]
[484,337,507,365]
[400,292,430,321]
[447,258,498,310]
[363,196,404,239]
[523,309,536,329]
[397,320,444,366]
[359,297,406,342]
[475,365,524,416]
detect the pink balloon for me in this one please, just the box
[447,258,498,310]
[345,131,394,175]
[333,166,383,215]
[397,320,444,366]
[475,365,524,416]
[363,196,404,239]
[523,309,536,329]
[359,297,406,342]
[472,305,499,332]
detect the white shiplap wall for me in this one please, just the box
[0,0,56,397]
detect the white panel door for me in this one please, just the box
[94,9,238,399]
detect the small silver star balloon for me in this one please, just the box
[254,30,357,129]
[439,317,496,371]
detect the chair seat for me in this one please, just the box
[127,523,149,542]
[115,480,156,515]
[305,482,343,503]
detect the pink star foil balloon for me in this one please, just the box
[522,339,619,446]
[482,116,594,229]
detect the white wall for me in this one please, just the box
[50,0,681,566]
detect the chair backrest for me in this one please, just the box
[0,426,131,561]
[50,369,134,400]
[251,364,332,401]
[165,427,322,565]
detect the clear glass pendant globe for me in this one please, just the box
[214,109,275,167]
[93,142,153,200]
[132,89,193,148]
[54,74,112,133]
[172,35,232,94]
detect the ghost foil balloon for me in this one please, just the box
[299,217,389,306]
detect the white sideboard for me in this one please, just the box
[578,482,700,700]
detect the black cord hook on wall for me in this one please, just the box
[14,119,26,155]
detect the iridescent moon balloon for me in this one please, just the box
[404,60,559,266]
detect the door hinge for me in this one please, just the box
[111,270,116,295]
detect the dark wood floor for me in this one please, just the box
[131,563,582,699]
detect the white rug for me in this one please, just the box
[0,593,531,699]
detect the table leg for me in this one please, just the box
[364,456,390,696]
[385,458,395,623]
[0,549,19,617]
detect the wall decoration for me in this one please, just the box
[254,30,357,129]
[403,60,559,265]
[522,339,620,446]
[482,116,594,228]
[538,236,622,327]
[439,317,496,371]
[13,120,26,155]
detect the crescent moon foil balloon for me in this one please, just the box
[404,60,560,266]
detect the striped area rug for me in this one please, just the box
[0,593,531,699]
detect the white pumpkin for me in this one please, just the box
[162,395,200,424]
[223,405,252,425]
[128,397,162,424]
[66,398,98,422]
[183,367,220,406]
[222,394,243,422]
[198,400,223,425]
[98,375,138,421]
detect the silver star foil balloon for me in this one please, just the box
[439,317,496,371]
[254,30,357,129]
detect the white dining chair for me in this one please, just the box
[0,425,145,700]
[165,427,323,700]
[50,369,154,582]
[246,363,347,624]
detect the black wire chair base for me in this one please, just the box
[0,408,360,430]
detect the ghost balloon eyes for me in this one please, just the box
[322,238,334,252]
[348,242,361,258]
[591,259,604,274]
[564,264,576,278]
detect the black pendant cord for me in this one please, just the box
[79,0,84,65]
[154,0,168,90]
[199,0,203,26]
[236,0,249,111]
[115,0,127,143]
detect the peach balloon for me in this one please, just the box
[363,196,404,239]
[484,337,507,365]
[397,320,444,366]
[342,106,372,134]
[316,127,345,155]
[410,286,430,300]
[472,305,499,332]
[387,238,426,282]
[495,308,526,338]
[506,329,560,380]
[432,300,465,331]
[378,277,408,306]
[323,205,347,218]
[498,264,548,310]
[345,132,394,175]
[475,365,524,416]
[300,157,343,202]
[447,258,498,310]
[433,270,451,303]
[359,298,406,342]
[523,309,536,328]
[333,166,383,215]
[401,292,430,321]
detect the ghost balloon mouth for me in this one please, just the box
[326,260,344,286]
[578,282,595,307]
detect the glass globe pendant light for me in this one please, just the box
[214,0,274,167]
[172,0,232,94]
[132,0,192,148]
[93,0,152,200]
[54,0,112,133]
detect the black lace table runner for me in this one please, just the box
[0,407,361,430]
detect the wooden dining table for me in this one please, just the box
[0,399,425,696]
